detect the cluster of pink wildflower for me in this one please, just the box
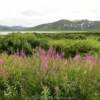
[38,47,97,69]
[83,54,96,64]
[0,59,4,65]
[73,53,96,64]
[14,49,26,57]
[38,47,64,70]
[73,53,81,61]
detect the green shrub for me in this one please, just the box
[0,32,100,57]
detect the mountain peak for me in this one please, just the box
[31,19,100,31]
[0,19,100,31]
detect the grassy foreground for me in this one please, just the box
[0,48,100,100]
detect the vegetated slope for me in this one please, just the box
[1,19,100,31]
[0,25,25,31]
[29,19,100,31]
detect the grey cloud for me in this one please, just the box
[21,10,42,16]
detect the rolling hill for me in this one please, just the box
[29,19,100,31]
[0,19,100,31]
[0,25,25,31]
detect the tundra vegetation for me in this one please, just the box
[0,32,100,99]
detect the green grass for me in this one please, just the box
[0,52,100,99]
[0,32,100,99]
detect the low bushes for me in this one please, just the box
[0,33,50,55]
[50,40,100,57]
[0,32,100,57]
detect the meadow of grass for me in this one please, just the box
[0,48,100,99]
[0,32,100,99]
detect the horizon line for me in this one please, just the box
[0,19,100,27]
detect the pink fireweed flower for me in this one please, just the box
[38,47,48,70]
[47,48,55,58]
[56,53,61,60]
[0,59,4,65]
[38,47,65,70]
[54,52,64,60]
[14,49,26,58]
[38,48,46,58]
[84,54,96,64]
[41,58,48,70]
[20,49,26,57]
[73,53,81,61]
[60,52,64,59]
[15,48,20,56]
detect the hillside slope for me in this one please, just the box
[29,19,100,31]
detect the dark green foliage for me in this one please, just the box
[42,33,87,39]
[0,32,100,57]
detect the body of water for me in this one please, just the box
[0,31,88,35]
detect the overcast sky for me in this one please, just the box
[0,0,100,26]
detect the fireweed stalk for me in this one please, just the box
[0,59,4,65]
[84,54,96,64]
[38,47,64,70]
[14,49,26,58]
[38,48,97,70]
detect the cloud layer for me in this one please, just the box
[0,0,100,26]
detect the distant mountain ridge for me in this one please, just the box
[0,25,25,31]
[0,19,100,31]
[29,19,100,31]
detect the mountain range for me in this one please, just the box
[0,19,100,31]
[0,25,25,31]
